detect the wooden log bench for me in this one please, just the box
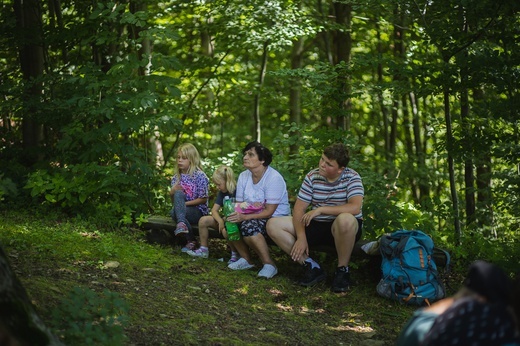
[141,215,370,257]
[141,215,450,268]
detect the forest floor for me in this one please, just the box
[1,210,457,346]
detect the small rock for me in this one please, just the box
[104,261,120,268]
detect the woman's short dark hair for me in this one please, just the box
[243,141,273,166]
[323,143,350,168]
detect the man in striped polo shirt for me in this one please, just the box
[267,143,364,292]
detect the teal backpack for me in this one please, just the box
[376,230,450,306]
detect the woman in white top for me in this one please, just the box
[226,141,290,279]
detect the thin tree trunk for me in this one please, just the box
[48,0,67,62]
[130,0,162,168]
[459,14,476,227]
[375,22,391,163]
[253,40,269,142]
[389,5,404,158]
[289,37,304,156]
[461,86,475,227]
[402,94,420,203]
[473,88,494,236]
[409,91,430,202]
[444,88,462,244]
[476,159,494,236]
[317,0,333,65]
[333,2,352,131]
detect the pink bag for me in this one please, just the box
[234,201,265,214]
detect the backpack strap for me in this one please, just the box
[435,247,452,292]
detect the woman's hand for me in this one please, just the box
[226,211,242,223]
[300,208,321,226]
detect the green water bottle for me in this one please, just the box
[223,196,240,241]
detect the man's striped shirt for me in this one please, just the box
[297,167,364,221]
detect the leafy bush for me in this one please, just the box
[24,163,164,226]
[0,173,17,202]
[50,287,129,346]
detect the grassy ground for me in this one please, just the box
[0,209,432,346]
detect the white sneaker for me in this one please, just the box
[257,264,278,279]
[228,257,254,270]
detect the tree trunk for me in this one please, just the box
[14,0,45,166]
[444,87,462,244]
[389,5,404,159]
[410,91,430,203]
[252,40,269,142]
[472,88,494,236]
[375,22,391,163]
[459,15,476,227]
[462,91,476,227]
[402,94,419,204]
[289,37,304,156]
[317,0,334,65]
[476,159,494,236]
[0,244,64,345]
[333,2,352,131]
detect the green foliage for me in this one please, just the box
[0,173,17,202]
[0,0,518,263]
[50,287,129,346]
[271,124,441,238]
[24,163,164,226]
[445,232,520,276]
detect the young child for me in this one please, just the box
[187,165,240,263]
[170,143,209,252]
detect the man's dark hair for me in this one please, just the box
[243,141,273,166]
[323,143,350,168]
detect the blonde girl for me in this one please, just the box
[169,143,209,252]
[187,165,240,263]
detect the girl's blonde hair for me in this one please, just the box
[176,143,202,176]
[212,165,236,194]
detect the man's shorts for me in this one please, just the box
[305,218,363,247]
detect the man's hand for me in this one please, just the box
[300,208,321,226]
[290,238,309,263]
